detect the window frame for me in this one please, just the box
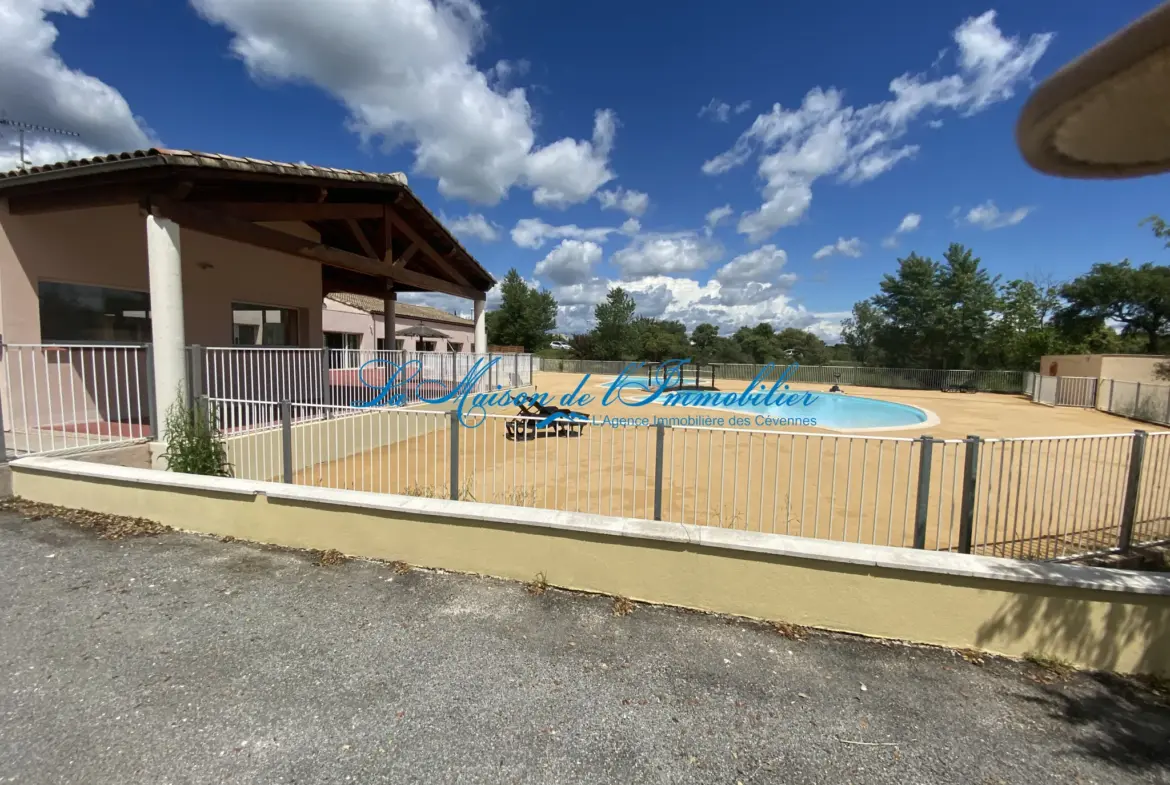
[231,302,302,347]
[37,280,153,345]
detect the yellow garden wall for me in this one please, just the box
[11,457,1170,677]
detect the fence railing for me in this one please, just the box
[534,357,1026,393]
[1099,379,1170,426]
[217,394,1170,561]
[0,342,534,457]
[0,343,153,456]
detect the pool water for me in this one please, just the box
[599,378,932,430]
[722,391,929,430]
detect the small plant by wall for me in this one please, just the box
[161,396,233,477]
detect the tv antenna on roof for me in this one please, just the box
[0,116,80,172]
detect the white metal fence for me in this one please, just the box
[0,342,534,457]
[0,343,153,456]
[217,393,1170,560]
[1099,379,1170,426]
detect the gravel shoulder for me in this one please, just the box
[0,510,1167,785]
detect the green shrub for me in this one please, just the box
[161,396,232,477]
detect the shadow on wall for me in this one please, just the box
[975,566,1170,677]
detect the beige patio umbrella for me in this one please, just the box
[1017,2,1170,178]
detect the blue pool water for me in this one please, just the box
[720,391,929,430]
[600,378,930,430]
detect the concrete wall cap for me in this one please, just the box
[11,455,1170,598]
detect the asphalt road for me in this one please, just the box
[0,510,1167,785]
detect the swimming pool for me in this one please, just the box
[598,378,937,431]
[719,391,933,431]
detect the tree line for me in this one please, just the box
[486,218,1170,371]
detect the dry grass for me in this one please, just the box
[525,571,549,596]
[958,648,986,666]
[0,497,171,539]
[390,560,412,574]
[1024,652,1077,683]
[770,620,809,640]
[612,596,636,616]
[315,549,347,566]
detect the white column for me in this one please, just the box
[383,287,397,353]
[146,212,187,435]
[473,297,487,355]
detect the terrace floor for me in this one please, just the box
[1,512,1167,785]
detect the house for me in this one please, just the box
[323,292,475,357]
[0,149,494,451]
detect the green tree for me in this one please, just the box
[841,301,887,366]
[774,327,829,365]
[1058,261,1170,353]
[590,288,638,360]
[689,323,720,363]
[633,317,689,361]
[484,269,557,352]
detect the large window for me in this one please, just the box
[325,332,361,368]
[232,303,300,346]
[376,338,406,351]
[39,281,152,343]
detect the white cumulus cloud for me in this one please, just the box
[703,11,1051,242]
[611,232,723,278]
[882,212,922,247]
[191,0,619,206]
[510,218,617,249]
[596,186,649,216]
[964,200,1032,229]
[0,0,154,172]
[533,239,603,286]
[812,237,862,260]
[704,204,733,235]
[446,213,500,242]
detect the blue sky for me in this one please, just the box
[2,0,1166,340]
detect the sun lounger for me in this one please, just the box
[504,402,588,440]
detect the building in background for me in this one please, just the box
[323,293,474,365]
[1039,354,1169,383]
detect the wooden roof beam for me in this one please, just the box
[150,197,484,300]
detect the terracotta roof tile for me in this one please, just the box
[326,292,473,326]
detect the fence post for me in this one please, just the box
[188,344,204,406]
[449,409,460,501]
[1118,429,1148,552]
[320,347,332,418]
[957,435,981,554]
[514,353,520,386]
[145,343,159,437]
[280,399,293,484]
[653,422,666,521]
[913,435,934,549]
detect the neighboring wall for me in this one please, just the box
[1100,355,1170,384]
[322,297,475,353]
[1039,355,1102,378]
[1039,354,1170,383]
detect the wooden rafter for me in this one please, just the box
[384,208,470,286]
[200,202,384,221]
[150,198,484,300]
[346,218,378,259]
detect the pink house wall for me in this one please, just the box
[321,297,475,352]
[0,200,326,436]
[0,201,324,347]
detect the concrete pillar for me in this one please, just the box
[383,285,397,353]
[473,298,487,355]
[146,212,187,434]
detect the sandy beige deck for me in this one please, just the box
[275,371,1170,559]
